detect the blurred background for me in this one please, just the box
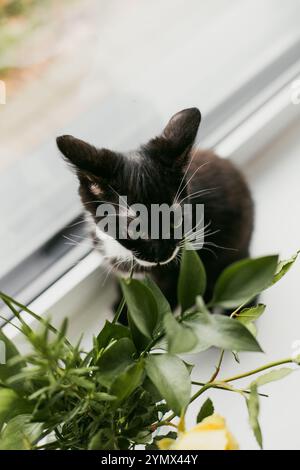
[1,0,300,450]
[1,0,300,285]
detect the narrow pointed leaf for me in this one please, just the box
[247,383,263,449]
[254,368,293,387]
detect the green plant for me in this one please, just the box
[0,248,299,450]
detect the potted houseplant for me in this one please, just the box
[0,247,299,450]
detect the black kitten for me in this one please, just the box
[57,108,253,308]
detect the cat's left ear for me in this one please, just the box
[146,108,201,166]
[162,108,201,152]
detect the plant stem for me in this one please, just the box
[112,297,126,324]
[112,261,135,324]
[191,381,268,397]
[221,357,293,383]
[209,350,225,382]
[152,357,293,430]
[230,301,248,318]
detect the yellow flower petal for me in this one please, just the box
[157,438,175,450]
[171,429,228,450]
[158,414,239,451]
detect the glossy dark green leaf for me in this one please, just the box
[96,320,130,350]
[121,279,158,338]
[197,398,214,423]
[163,311,197,354]
[178,248,206,312]
[111,361,145,404]
[145,354,191,416]
[143,277,172,318]
[212,256,278,308]
[184,311,262,353]
[96,338,136,388]
[128,315,150,352]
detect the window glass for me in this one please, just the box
[1,0,300,280]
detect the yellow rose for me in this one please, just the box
[158,414,239,450]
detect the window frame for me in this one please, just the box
[1,37,300,322]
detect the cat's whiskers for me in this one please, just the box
[178,187,218,205]
[83,199,131,214]
[174,161,210,206]
[183,218,210,240]
[67,217,88,229]
[108,184,136,218]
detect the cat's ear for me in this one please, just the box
[162,107,201,153]
[56,135,118,179]
[146,108,201,166]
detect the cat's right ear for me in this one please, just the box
[56,135,118,179]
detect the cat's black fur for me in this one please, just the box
[57,108,254,309]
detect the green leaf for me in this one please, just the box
[183,311,262,353]
[111,361,145,404]
[178,248,206,312]
[96,338,136,388]
[237,304,266,324]
[121,279,158,338]
[246,383,263,449]
[273,251,299,284]
[0,414,43,450]
[143,277,172,318]
[96,321,130,350]
[0,330,25,392]
[236,304,266,337]
[211,256,278,308]
[0,388,32,430]
[196,296,210,314]
[197,398,214,423]
[163,311,197,354]
[145,354,191,416]
[254,368,293,387]
[128,315,150,352]
[142,377,163,403]
[92,392,117,402]
[88,428,115,450]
